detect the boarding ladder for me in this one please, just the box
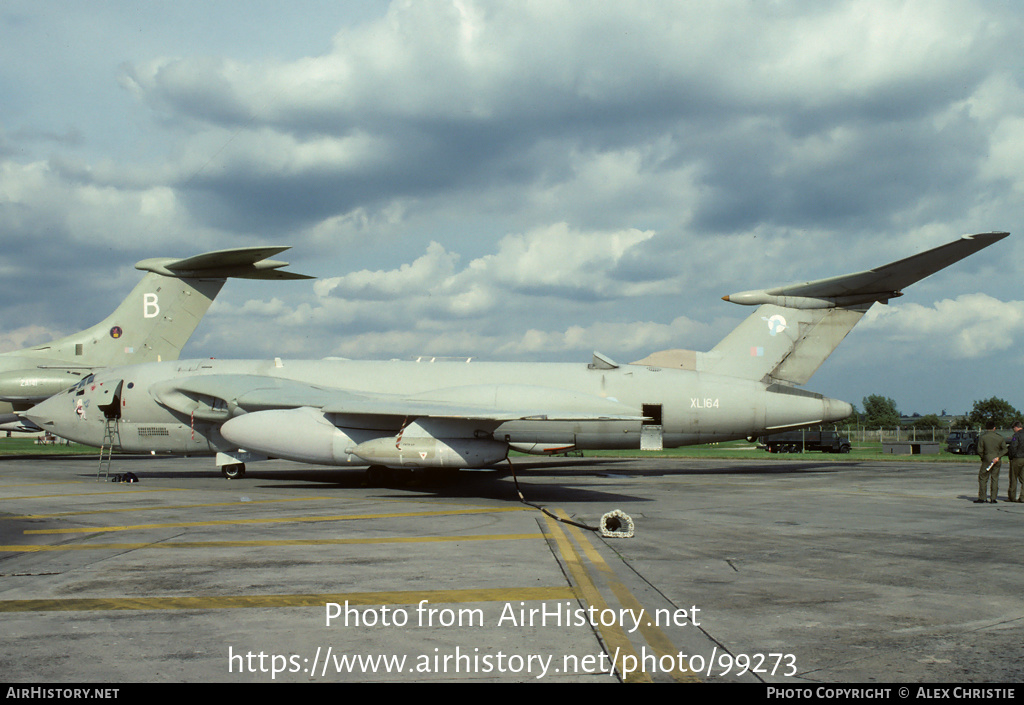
[97,418,119,480]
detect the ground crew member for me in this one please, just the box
[1008,421,1024,503]
[976,423,1008,504]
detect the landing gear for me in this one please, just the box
[221,463,246,479]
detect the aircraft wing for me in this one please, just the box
[723,231,1008,308]
[144,372,645,469]
[150,374,645,424]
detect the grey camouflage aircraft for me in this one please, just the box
[0,246,310,431]
[25,232,1007,480]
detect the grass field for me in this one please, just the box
[522,439,973,463]
[0,437,96,456]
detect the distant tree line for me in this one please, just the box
[965,397,1022,428]
[842,395,1023,430]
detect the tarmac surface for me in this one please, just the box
[0,452,1021,684]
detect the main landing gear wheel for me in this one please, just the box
[221,463,246,479]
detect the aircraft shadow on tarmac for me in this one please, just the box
[31,454,850,505]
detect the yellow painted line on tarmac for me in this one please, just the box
[555,509,696,683]
[24,506,530,534]
[542,513,649,683]
[0,533,540,552]
[0,586,575,613]
[1,496,337,520]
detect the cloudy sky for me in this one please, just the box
[1,0,1022,418]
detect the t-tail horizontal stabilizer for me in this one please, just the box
[634,232,1008,386]
[710,231,1008,385]
[135,246,315,280]
[722,232,1008,309]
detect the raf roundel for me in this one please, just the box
[109,326,123,339]
[762,315,787,336]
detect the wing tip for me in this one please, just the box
[963,231,1010,243]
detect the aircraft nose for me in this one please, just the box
[22,395,65,432]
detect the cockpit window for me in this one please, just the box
[73,374,95,395]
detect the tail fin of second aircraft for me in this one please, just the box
[16,246,313,369]
[633,232,1008,385]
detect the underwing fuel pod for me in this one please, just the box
[24,232,1008,480]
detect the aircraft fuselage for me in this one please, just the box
[29,357,852,467]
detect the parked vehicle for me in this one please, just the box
[945,430,979,455]
[761,431,851,453]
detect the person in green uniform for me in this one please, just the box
[1007,421,1024,503]
[976,423,1008,504]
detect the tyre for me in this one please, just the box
[221,463,246,479]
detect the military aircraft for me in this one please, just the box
[0,246,311,431]
[24,232,1007,480]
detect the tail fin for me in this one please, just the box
[634,232,1008,385]
[15,246,313,368]
[701,304,868,385]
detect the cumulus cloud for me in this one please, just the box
[863,294,1024,358]
[125,1,1006,128]
[315,241,460,300]
[95,0,1016,237]
[202,224,705,361]
[0,325,62,354]
[0,160,201,251]
[480,224,659,296]
[496,316,707,358]
[306,225,663,330]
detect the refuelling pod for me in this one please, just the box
[220,407,357,465]
[348,436,508,468]
[220,407,509,469]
